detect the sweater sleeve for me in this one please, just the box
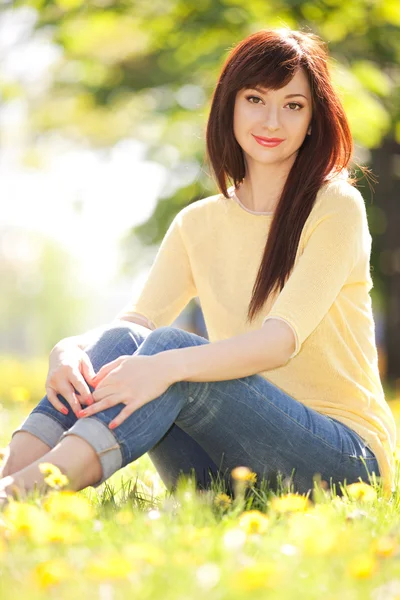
[118,212,197,328]
[262,187,367,359]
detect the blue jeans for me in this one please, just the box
[13,323,381,496]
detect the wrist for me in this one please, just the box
[153,349,185,385]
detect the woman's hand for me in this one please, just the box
[77,354,174,429]
[46,344,96,416]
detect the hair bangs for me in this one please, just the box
[229,42,302,94]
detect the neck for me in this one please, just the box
[236,155,296,213]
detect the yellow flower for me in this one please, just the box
[270,493,312,514]
[43,491,94,521]
[231,562,281,592]
[231,466,257,484]
[43,521,80,544]
[10,386,30,403]
[125,543,165,566]
[33,559,69,588]
[214,493,232,510]
[238,510,270,535]
[85,554,133,580]
[45,473,69,489]
[39,462,69,489]
[371,536,398,558]
[345,482,377,503]
[115,509,133,525]
[4,502,53,543]
[288,512,339,555]
[347,554,378,579]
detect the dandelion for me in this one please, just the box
[231,466,257,506]
[231,466,257,484]
[345,482,377,503]
[43,491,94,521]
[115,510,133,525]
[43,521,80,544]
[371,536,398,558]
[38,463,69,490]
[125,542,165,567]
[33,559,69,589]
[288,512,339,555]
[10,386,30,403]
[231,562,281,592]
[85,554,133,580]
[238,510,270,535]
[214,493,232,510]
[270,493,312,514]
[348,554,378,579]
[4,502,53,543]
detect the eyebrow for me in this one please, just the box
[250,86,309,100]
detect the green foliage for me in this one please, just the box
[7,0,399,250]
[0,230,88,356]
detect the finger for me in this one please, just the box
[109,404,136,429]
[46,387,69,415]
[92,357,126,386]
[80,355,96,385]
[58,383,82,415]
[71,369,93,405]
[92,385,114,402]
[78,394,122,418]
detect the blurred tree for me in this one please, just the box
[4,0,400,378]
[0,228,88,356]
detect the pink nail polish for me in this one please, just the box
[61,407,68,415]
[109,422,116,429]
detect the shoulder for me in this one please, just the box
[311,177,367,223]
[300,177,370,247]
[176,193,224,221]
[173,192,226,240]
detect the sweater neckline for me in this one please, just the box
[227,186,275,216]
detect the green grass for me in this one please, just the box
[1,395,400,598]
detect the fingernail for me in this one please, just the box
[61,407,68,415]
[109,422,116,429]
[78,410,87,417]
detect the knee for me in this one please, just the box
[143,326,191,353]
[91,323,145,353]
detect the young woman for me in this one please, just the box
[1,28,396,502]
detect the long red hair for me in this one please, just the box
[206,28,364,324]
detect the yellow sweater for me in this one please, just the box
[120,178,396,497]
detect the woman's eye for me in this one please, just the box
[287,102,303,110]
[246,95,263,104]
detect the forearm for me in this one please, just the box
[164,325,291,384]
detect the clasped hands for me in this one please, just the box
[78,354,176,430]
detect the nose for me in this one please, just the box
[262,105,280,132]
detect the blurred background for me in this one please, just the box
[1,0,400,424]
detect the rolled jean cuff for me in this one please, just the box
[60,418,123,487]
[12,412,66,449]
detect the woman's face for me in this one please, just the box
[233,68,313,169]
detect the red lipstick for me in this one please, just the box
[252,134,284,147]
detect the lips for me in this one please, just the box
[252,134,284,147]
